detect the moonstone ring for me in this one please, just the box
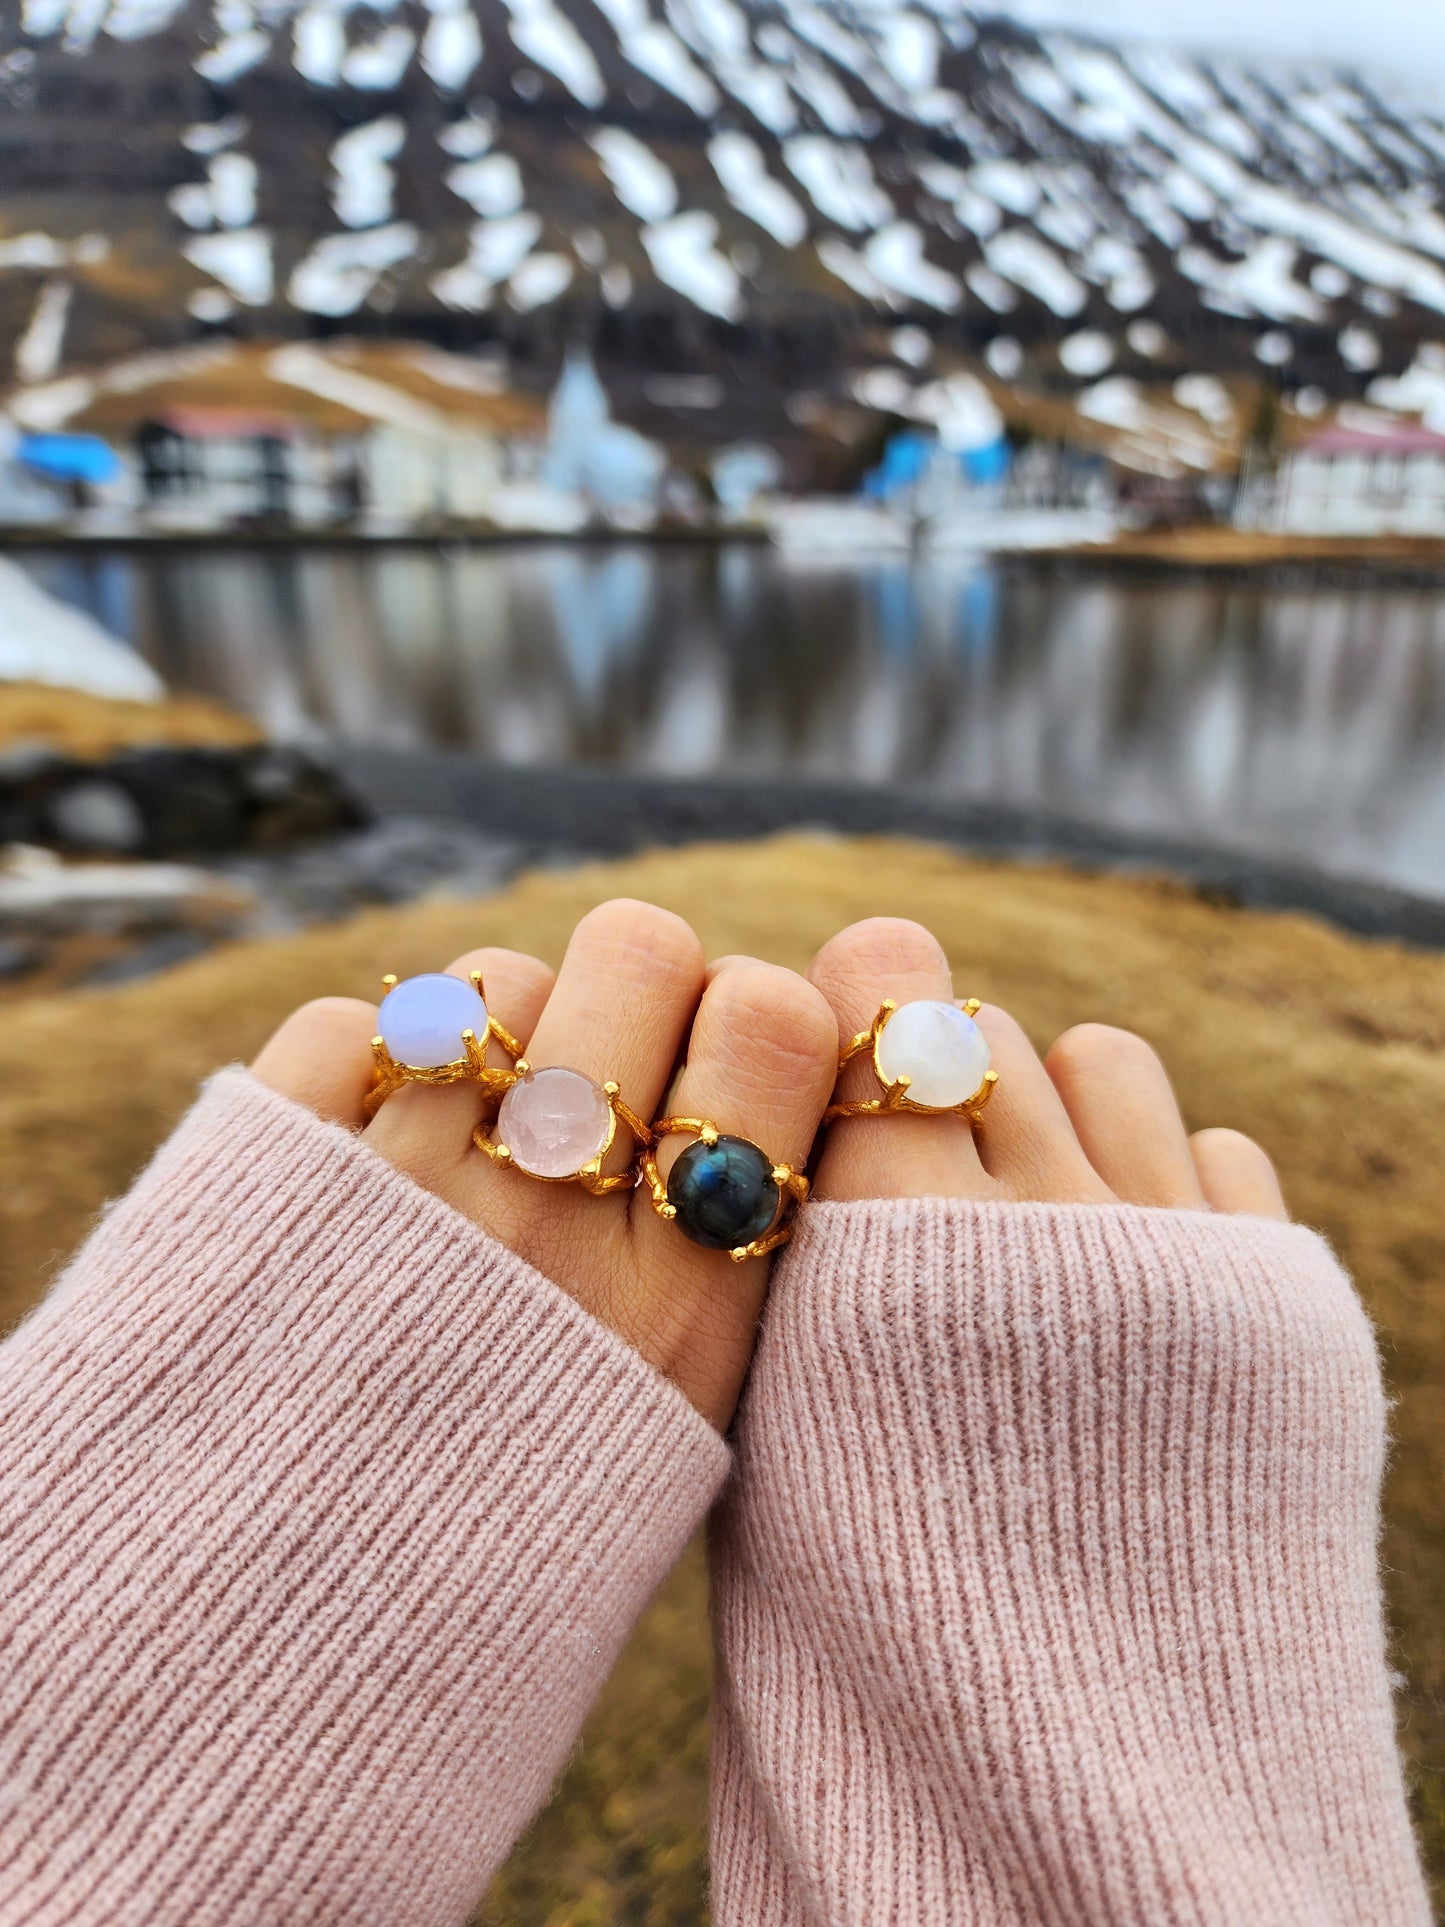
[822,998,998,1126]
[473,1066,651,1195]
[640,1118,809,1262]
[365,970,525,1119]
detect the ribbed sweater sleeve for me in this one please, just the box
[0,1070,730,1927]
[709,1198,1429,1926]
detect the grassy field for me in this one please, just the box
[1,833,1441,1919]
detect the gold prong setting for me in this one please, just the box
[640,1118,808,1261]
[823,997,997,1127]
[475,1065,652,1195]
[365,969,522,1119]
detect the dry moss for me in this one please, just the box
[0,680,261,760]
[0,833,1441,1917]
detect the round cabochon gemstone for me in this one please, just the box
[875,999,991,1109]
[497,1067,613,1179]
[666,1135,780,1252]
[377,972,488,1069]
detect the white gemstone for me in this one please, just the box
[497,1067,613,1178]
[875,1000,990,1109]
[377,972,487,1069]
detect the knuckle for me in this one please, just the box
[707,964,837,1074]
[1193,1126,1275,1173]
[1047,1021,1160,1076]
[575,898,705,983]
[279,996,379,1045]
[811,917,949,1000]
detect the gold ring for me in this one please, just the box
[473,1066,652,1196]
[639,1118,808,1261]
[822,997,997,1126]
[365,970,524,1120]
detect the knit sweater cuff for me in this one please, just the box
[0,1069,730,1927]
[711,1197,1428,1926]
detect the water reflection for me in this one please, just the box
[21,542,1445,898]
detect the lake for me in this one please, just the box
[18,541,1445,901]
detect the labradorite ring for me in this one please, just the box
[640,1118,808,1261]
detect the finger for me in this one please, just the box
[960,1005,1109,1202]
[1044,1024,1207,1209]
[632,959,838,1423]
[365,947,555,1183]
[807,917,990,1202]
[1190,1128,1289,1219]
[505,899,706,1173]
[251,997,379,1128]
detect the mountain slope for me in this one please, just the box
[4,0,1445,453]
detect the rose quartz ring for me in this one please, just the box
[475,1066,651,1196]
[365,970,524,1119]
[823,997,998,1127]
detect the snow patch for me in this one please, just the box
[287,223,417,315]
[194,28,268,83]
[432,213,542,310]
[984,229,1087,317]
[642,213,741,320]
[708,133,805,247]
[865,223,961,313]
[590,0,719,115]
[184,228,273,305]
[500,0,604,108]
[590,127,677,223]
[331,119,406,229]
[343,26,415,90]
[447,152,525,219]
[783,137,891,233]
[1339,324,1380,372]
[0,559,163,702]
[15,280,72,385]
[1059,330,1114,377]
[169,152,257,230]
[421,3,481,90]
[509,252,574,310]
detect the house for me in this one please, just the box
[0,340,546,534]
[1257,421,1445,537]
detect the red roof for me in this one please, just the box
[161,404,299,440]
[1301,422,1445,456]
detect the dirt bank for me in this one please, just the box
[2,833,1441,1917]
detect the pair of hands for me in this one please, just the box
[252,901,1286,1430]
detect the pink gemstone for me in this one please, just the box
[496,1067,614,1179]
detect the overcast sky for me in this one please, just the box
[994,0,1445,94]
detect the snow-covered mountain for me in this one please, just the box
[4,0,1445,449]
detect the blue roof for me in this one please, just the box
[17,433,123,485]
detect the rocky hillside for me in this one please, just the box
[4,0,1445,457]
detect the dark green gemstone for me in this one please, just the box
[667,1135,780,1252]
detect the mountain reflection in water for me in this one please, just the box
[22,542,1445,900]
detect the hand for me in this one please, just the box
[806,916,1287,1216]
[250,899,840,1429]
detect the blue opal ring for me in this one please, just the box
[823,997,997,1126]
[365,970,525,1119]
[640,1118,808,1262]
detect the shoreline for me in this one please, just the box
[331,750,1445,951]
[6,525,1445,583]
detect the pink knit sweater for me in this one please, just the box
[0,1074,1428,1924]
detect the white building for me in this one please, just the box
[1257,422,1445,537]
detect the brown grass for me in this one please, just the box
[0,680,262,760]
[0,833,1441,1918]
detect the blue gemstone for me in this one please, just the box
[667,1135,780,1252]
